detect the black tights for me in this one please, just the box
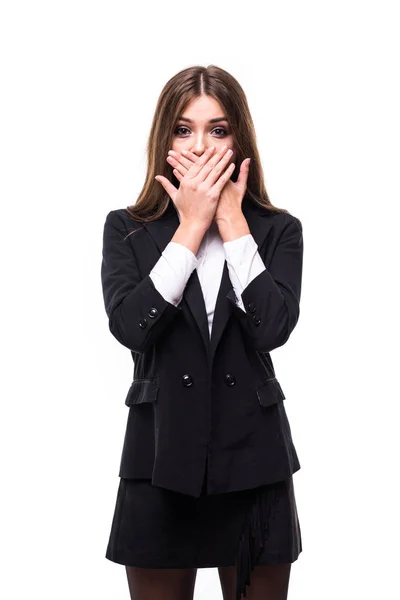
[125,562,292,600]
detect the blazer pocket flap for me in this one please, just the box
[125,379,159,406]
[256,378,286,407]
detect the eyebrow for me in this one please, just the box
[177,116,228,124]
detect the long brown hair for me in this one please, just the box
[126,65,288,223]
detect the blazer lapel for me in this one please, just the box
[142,193,273,365]
[143,201,211,358]
[208,195,273,363]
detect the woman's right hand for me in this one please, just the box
[155,145,235,230]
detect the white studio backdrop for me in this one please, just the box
[0,1,399,598]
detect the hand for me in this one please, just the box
[166,146,251,226]
[155,145,236,230]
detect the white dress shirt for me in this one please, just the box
[149,204,266,339]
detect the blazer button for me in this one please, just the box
[246,301,256,313]
[224,373,236,386]
[139,318,148,328]
[253,314,261,325]
[182,374,193,387]
[148,307,158,318]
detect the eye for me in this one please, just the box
[212,127,229,137]
[173,126,230,137]
[174,126,190,136]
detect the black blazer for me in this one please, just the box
[101,193,304,498]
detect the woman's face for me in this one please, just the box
[171,95,237,166]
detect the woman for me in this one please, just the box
[101,65,304,600]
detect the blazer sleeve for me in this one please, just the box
[101,210,184,353]
[226,215,304,353]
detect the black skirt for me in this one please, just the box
[105,458,302,600]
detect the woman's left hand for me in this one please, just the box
[166,147,251,226]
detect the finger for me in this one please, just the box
[235,158,251,190]
[203,146,235,187]
[212,162,236,195]
[181,149,199,161]
[172,168,183,182]
[166,154,189,177]
[181,145,232,186]
[183,146,228,182]
[183,145,217,179]
[154,175,178,200]
[167,150,194,171]
[174,146,232,188]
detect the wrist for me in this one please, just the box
[172,222,207,255]
[217,214,250,242]
[179,220,208,234]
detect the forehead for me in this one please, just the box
[178,95,227,122]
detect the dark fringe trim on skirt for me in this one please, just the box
[235,484,278,600]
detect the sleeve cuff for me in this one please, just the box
[223,234,266,311]
[149,241,198,306]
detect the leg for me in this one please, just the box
[244,564,292,600]
[218,565,236,600]
[218,563,292,600]
[125,566,198,600]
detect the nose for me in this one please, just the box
[190,144,205,156]
[189,139,211,156]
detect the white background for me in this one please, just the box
[1,1,399,598]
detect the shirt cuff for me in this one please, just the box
[149,241,198,306]
[223,234,266,311]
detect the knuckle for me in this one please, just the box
[206,189,217,201]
